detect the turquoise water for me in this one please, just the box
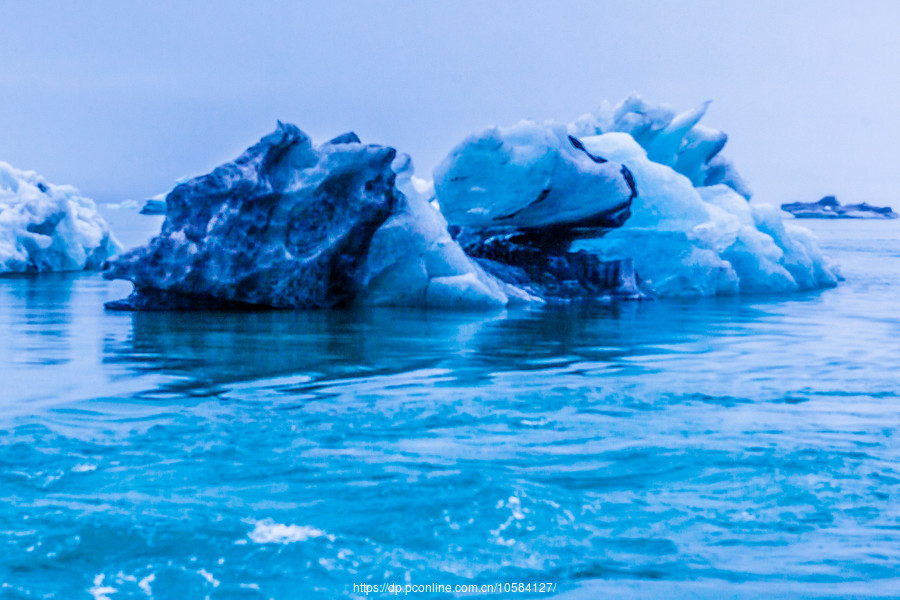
[1,219,899,599]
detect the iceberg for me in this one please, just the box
[569,94,752,199]
[105,95,841,310]
[0,161,120,273]
[104,124,641,311]
[104,124,401,309]
[781,195,898,219]
[570,131,839,296]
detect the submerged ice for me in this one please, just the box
[105,95,839,310]
[0,161,120,273]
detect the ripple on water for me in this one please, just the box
[0,221,899,597]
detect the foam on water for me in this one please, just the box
[247,519,334,544]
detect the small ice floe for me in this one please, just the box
[782,195,898,219]
[103,199,140,210]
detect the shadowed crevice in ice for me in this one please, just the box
[432,121,644,302]
[460,232,645,301]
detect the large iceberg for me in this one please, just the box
[0,161,120,273]
[104,124,641,310]
[105,96,840,310]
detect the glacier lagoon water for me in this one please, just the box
[1,218,899,599]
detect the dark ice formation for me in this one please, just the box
[104,123,399,309]
[781,196,898,219]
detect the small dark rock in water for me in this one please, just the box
[104,122,398,310]
[781,196,898,219]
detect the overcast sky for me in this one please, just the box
[2,1,898,206]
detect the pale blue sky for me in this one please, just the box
[2,1,898,207]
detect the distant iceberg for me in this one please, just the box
[105,96,840,310]
[0,161,120,273]
[781,195,898,219]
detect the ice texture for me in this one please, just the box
[431,120,646,302]
[0,161,120,273]
[434,121,636,232]
[104,124,400,309]
[569,94,752,199]
[360,153,520,308]
[571,133,840,296]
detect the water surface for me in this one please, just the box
[1,219,899,598]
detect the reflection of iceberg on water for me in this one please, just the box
[103,96,840,310]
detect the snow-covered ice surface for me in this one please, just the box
[434,121,635,231]
[570,133,839,296]
[361,154,519,308]
[0,161,120,273]
[569,94,752,199]
[561,97,840,297]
